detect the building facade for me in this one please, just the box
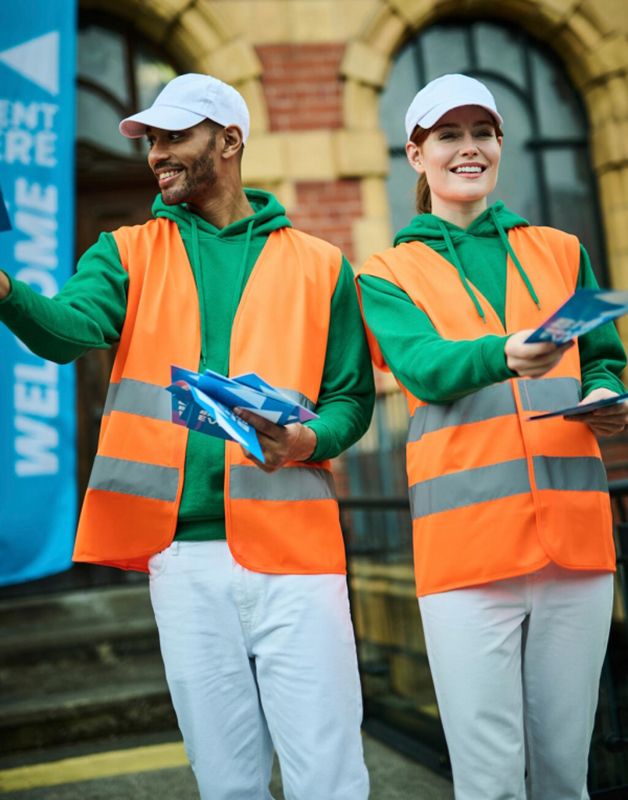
[72,0,628,790]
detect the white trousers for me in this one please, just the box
[419,561,614,800]
[148,540,369,800]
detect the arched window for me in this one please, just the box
[380,20,607,283]
[77,15,177,157]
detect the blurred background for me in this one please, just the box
[1,1,627,797]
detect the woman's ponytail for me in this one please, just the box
[416,173,431,214]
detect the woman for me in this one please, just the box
[357,73,628,799]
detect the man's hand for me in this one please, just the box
[505,329,573,378]
[563,387,628,437]
[0,271,10,301]
[234,408,317,473]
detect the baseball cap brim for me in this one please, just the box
[420,101,503,130]
[119,105,207,138]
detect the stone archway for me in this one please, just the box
[341,0,628,319]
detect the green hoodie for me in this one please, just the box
[0,189,374,541]
[358,201,626,403]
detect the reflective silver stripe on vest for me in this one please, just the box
[230,465,336,501]
[408,377,583,442]
[104,379,171,421]
[409,383,516,442]
[517,377,581,412]
[88,455,179,502]
[533,456,608,493]
[277,388,316,411]
[409,458,531,518]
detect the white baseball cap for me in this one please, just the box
[119,73,250,143]
[404,73,503,140]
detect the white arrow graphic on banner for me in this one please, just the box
[0,31,59,96]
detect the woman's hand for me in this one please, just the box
[505,330,573,378]
[234,408,317,473]
[563,387,628,437]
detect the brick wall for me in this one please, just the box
[257,43,362,258]
[257,43,344,131]
[289,180,362,263]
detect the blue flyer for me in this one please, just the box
[525,288,628,345]
[167,366,318,463]
[0,184,11,231]
[528,391,628,420]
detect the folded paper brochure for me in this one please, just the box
[528,391,628,421]
[525,288,628,345]
[166,366,318,463]
[0,183,11,232]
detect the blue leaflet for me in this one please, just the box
[166,366,318,463]
[528,391,628,421]
[525,288,628,344]
[0,184,10,232]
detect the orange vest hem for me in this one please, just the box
[415,556,615,597]
[225,543,347,576]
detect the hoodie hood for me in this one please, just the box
[151,187,291,238]
[394,201,527,247]
[394,201,539,320]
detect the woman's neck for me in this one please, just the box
[430,198,488,230]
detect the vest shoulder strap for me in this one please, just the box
[112,218,174,273]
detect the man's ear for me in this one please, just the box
[222,125,244,159]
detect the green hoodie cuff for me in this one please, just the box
[304,419,331,462]
[582,376,626,398]
[481,334,517,383]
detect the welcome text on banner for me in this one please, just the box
[0,1,78,586]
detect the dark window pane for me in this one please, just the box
[135,50,177,110]
[487,81,539,222]
[421,26,468,81]
[531,51,584,138]
[474,23,525,90]
[77,22,178,158]
[543,149,605,279]
[77,88,136,156]
[78,26,128,105]
[379,45,416,148]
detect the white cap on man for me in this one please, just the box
[404,73,503,140]
[119,73,250,143]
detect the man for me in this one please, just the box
[0,73,373,800]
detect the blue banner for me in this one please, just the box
[0,2,77,585]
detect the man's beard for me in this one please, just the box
[160,131,218,206]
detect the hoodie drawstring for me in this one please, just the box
[189,214,207,366]
[219,218,255,376]
[190,215,256,375]
[489,206,541,309]
[437,220,487,321]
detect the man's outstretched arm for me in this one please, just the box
[0,232,128,363]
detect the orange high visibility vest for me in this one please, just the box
[73,218,345,574]
[358,226,615,596]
